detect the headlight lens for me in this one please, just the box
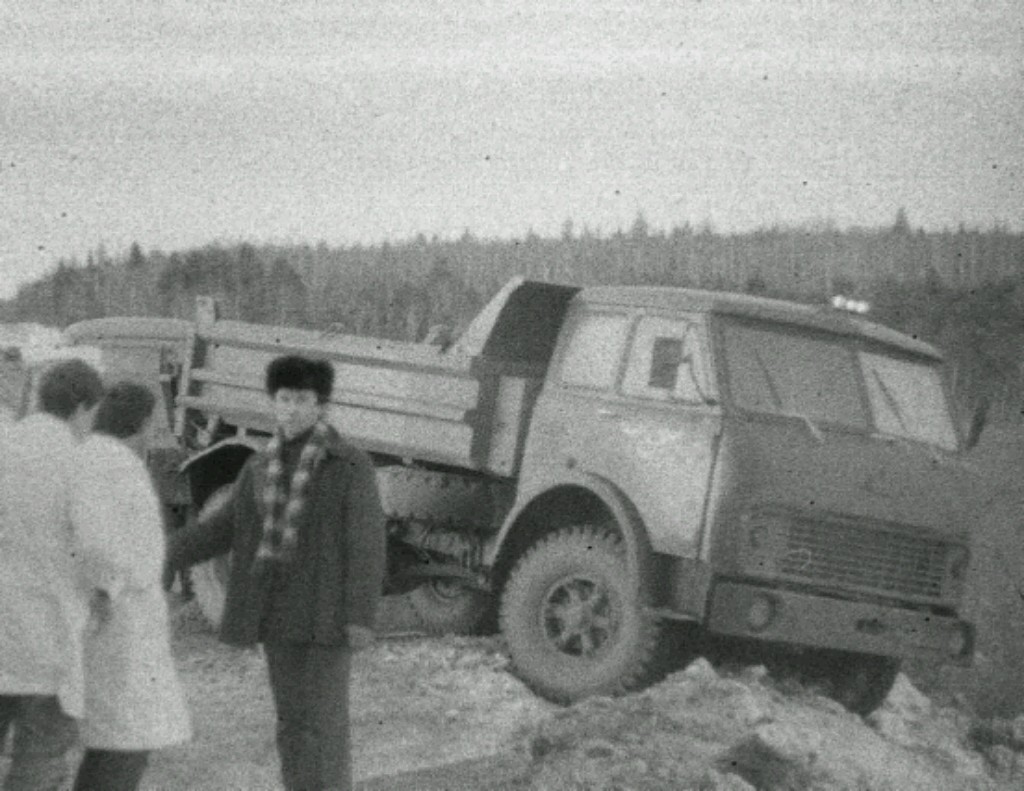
[746,594,776,631]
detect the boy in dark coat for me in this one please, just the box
[167,355,387,791]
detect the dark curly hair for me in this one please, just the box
[92,381,156,439]
[37,359,104,419]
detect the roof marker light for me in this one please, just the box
[830,295,870,314]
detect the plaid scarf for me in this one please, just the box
[255,419,330,568]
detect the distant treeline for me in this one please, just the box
[2,214,1022,419]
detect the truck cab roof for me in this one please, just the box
[577,285,942,361]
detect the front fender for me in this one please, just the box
[180,438,262,508]
[487,470,655,597]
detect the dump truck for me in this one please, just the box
[63,277,980,714]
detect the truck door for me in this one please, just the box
[615,315,719,556]
[521,307,632,492]
[527,310,719,558]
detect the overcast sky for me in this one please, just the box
[1,0,1021,299]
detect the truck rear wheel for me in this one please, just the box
[777,649,900,716]
[499,525,663,703]
[409,580,493,635]
[821,653,900,716]
[190,484,234,629]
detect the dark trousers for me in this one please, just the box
[73,749,149,791]
[264,643,352,791]
[0,694,78,791]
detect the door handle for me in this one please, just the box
[596,407,619,419]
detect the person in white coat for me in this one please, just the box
[70,382,191,791]
[0,358,104,791]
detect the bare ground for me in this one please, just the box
[141,595,552,790]
[133,594,1024,791]
[4,424,1023,789]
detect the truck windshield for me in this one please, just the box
[721,322,868,429]
[859,352,958,450]
[721,321,958,450]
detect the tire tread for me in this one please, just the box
[499,524,664,703]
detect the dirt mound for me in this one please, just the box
[515,659,1023,790]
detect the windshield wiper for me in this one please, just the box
[871,369,909,432]
[751,350,822,441]
[752,349,783,410]
[783,411,824,442]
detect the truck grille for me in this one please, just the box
[778,517,948,600]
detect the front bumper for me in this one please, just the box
[707,581,974,663]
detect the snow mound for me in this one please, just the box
[516,661,1019,790]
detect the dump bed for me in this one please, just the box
[177,278,579,477]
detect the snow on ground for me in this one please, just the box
[3,596,1022,790]
[515,658,1023,790]
[133,597,1024,791]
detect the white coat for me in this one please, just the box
[0,413,89,718]
[71,433,191,750]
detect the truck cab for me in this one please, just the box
[496,286,973,713]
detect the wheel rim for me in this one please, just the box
[541,575,620,658]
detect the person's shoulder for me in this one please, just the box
[322,426,373,470]
[16,412,63,436]
[78,432,128,458]
[75,434,143,479]
[12,413,72,454]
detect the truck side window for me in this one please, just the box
[623,317,708,402]
[559,313,630,390]
[649,337,683,389]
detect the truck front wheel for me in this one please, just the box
[499,525,663,703]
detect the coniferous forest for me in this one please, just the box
[2,213,1022,420]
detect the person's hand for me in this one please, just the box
[345,624,376,652]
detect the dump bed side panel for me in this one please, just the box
[176,279,579,475]
[180,336,483,466]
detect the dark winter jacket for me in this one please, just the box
[169,426,387,647]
